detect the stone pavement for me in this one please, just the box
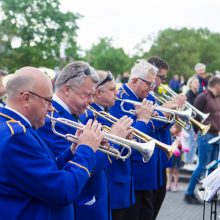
[157,183,220,220]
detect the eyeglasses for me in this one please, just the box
[96,71,113,88]
[20,91,53,106]
[64,68,92,83]
[157,75,167,81]
[138,78,155,88]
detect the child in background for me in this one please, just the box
[167,124,189,191]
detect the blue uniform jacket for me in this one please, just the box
[108,84,158,208]
[110,84,171,192]
[0,107,96,220]
[38,101,112,220]
[79,103,116,220]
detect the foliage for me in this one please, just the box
[0,0,80,72]
[84,38,134,76]
[142,28,220,80]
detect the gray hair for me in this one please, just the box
[129,60,158,81]
[6,75,34,98]
[96,70,114,91]
[194,63,206,71]
[55,61,99,90]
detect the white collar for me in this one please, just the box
[125,83,139,99]
[53,94,72,114]
[5,105,32,127]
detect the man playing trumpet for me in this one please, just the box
[80,69,156,220]
[38,62,134,220]
[108,60,165,220]
[147,56,186,219]
[0,67,103,220]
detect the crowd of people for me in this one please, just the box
[0,58,219,220]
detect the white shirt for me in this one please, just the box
[5,105,32,127]
[53,94,72,114]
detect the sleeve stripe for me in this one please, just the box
[18,121,26,133]
[108,155,112,164]
[6,121,14,136]
[68,161,91,177]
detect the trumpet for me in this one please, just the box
[152,85,211,135]
[88,106,175,159]
[149,91,191,130]
[47,115,155,162]
[116,98,192,123]
[160,84,210,122]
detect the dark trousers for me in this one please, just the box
[152,170,167,219]
[129,190,154,220]
[112,205,136,220]
[130,171,167,220]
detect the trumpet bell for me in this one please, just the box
[190,118,210,136]
[200,112,210,123]
[200,124,211,136]
[141,139,155,163]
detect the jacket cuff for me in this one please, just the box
[69,145,96,177]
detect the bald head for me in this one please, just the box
[6,67,52,99]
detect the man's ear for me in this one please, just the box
[63,84,72,97]
[95,88,102,97]
[131,78,138,84]
[21,92,31,107]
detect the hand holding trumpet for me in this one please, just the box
[111,115,133,139]
[71,120,105,153]
[135,99,155,124]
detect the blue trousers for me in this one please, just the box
[186,132,219,195]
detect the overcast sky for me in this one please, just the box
[61,0,220,53]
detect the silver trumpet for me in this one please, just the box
[88,106,175,159]
[117,98,192,123]
[160,84,209,122]
[47,115,155,162]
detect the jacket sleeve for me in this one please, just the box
[3,133,96,206]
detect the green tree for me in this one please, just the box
[142,28,220,79]
[0,0,80,72]
[84,38,133,76]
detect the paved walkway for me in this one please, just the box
[157,184,219,220]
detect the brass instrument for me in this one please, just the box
[160,84,209,122]
[151,85,211,135]
[47,115,155,162]
[117,98,192,123]
[149,91,192,130]
[88,106,175,159]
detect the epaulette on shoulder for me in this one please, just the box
[5,120,26,136]
[118,88,129,99]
